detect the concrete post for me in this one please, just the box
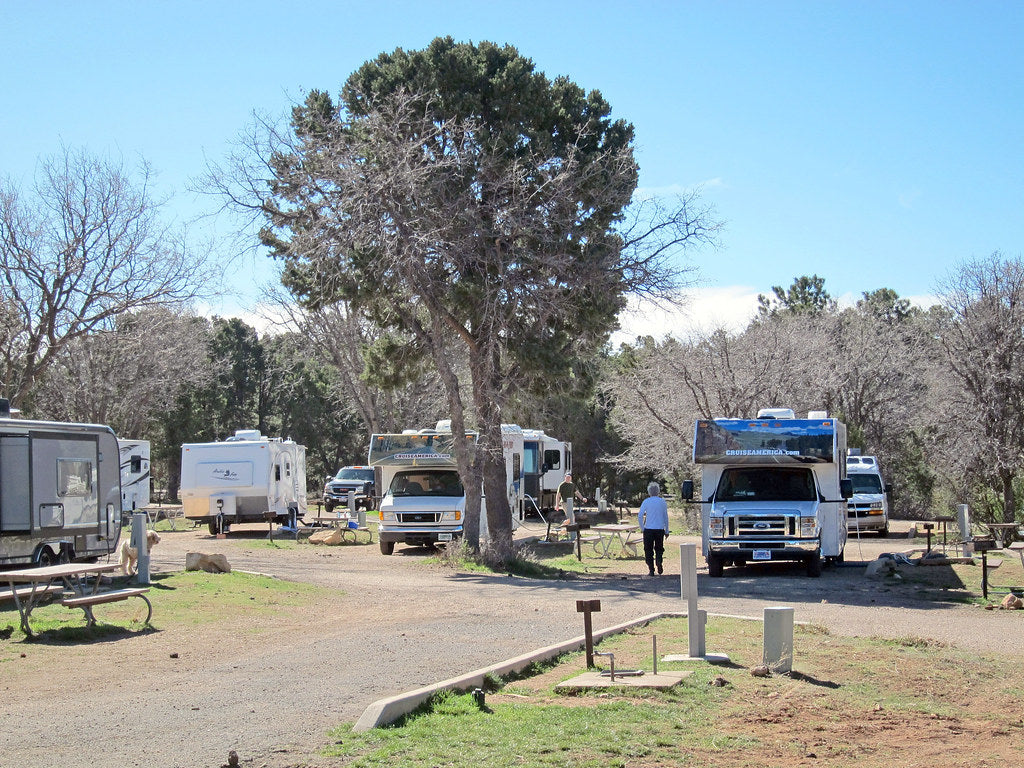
[679,543,701,656]
[763,606,794,673]
[132,512,150,585]
[348,490,356,520]
[957,504,971,556]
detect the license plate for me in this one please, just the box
[437,533,453,542]
[752,549,771,561]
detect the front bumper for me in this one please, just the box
[708,538,820,560]
[378,525,463,545]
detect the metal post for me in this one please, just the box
[132,512,150,586]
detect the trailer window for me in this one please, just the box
[58,459,93,497]
[543,449,561,471]
[129,455,143,474]
[716,467,816,502]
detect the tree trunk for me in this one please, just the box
[1001,469,1016,525]
[480,423,513,565]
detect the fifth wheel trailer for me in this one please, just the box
[0,406,123,566]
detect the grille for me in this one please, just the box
[398,512,440,524]
[847,504,877,518]
[733,515,794,536]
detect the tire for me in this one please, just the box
[706,552,724,577]
[379,540,395,555]
[806,551,822,577]
[878,524,889,537]
[208,520,229,536]
[35,546,57,566]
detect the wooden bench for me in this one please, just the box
[0,584,64,604]
[62,587,152,627]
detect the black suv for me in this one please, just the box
[323,466,376,512]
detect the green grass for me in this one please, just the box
[320,615,1024,767]
[0,569,336,643]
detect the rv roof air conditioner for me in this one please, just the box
[756,408,795,419]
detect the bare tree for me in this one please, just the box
[934,253,1024,525]
[0,146,214,409]
[30,308,210,437]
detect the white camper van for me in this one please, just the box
[0,406,123,566]
[371,422,555,555]
[682,408,852,577]
[118,439,151,514]
[179,430,307,535]
[845,453,890,536]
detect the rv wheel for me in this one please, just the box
[379,540,395,555]
[34,546,57,567]
[806,551,822,577]
[706,552,724,577]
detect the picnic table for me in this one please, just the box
[0,562,151,638]
[588,524,641,558]
[985,522,1022,548]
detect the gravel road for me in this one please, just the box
[1,519,1020,768]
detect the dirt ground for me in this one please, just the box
[1,515,1021,768]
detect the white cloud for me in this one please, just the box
[613,285,761,345]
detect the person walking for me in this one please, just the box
[638,481,669,576]
[556,472,586,525]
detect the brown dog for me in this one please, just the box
[118,529,160,575]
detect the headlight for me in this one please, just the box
[380,510,396,522]
[868,504,884,515]
[800,516,817,537]
[709,517,725,538]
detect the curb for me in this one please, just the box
[353,611,686,731]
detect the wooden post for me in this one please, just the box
[576,599,601,668]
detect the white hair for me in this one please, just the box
[647,481,660,496]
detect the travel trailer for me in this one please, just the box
[845,452,891,536]
[682,408,852,577]
[179,430,307,534]
[118,438,151,513]
[0,403,123,566]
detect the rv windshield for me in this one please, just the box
[716,467,817,502]
[389,470,463,497]
[848,473,883,494]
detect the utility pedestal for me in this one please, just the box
[663,543,728,663]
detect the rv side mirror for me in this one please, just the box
[885,483,894,495]
[542,462,550,472]
[840,478,853,499]
[681,480,694,501]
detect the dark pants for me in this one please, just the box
[643,529,666,573]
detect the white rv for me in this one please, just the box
[682,408,852,577]
[371,423,541,555]
[0,408,123,566]
[179,430,307,535]
[521,428,572,516]
[118,438,151,513]
[845,453,890,536]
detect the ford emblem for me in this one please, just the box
[754,522,770,529]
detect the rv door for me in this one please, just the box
[32,434,101,533]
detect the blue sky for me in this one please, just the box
[2,1,1021,336]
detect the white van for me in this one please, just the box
[845,454,890,536]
